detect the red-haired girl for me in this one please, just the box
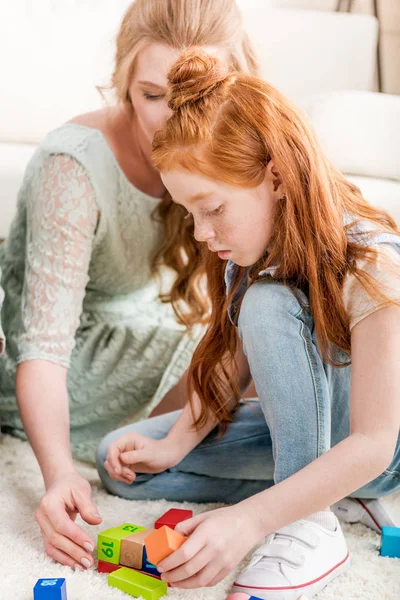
[97,49,400,599]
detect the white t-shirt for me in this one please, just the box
[343,243,400,330]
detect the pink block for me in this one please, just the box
[225,594,251,600]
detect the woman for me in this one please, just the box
[0,0,258,571]
[97,49,400,598]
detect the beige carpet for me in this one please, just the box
[1,434,400,600]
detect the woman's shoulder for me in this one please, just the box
[28,109,120,187]
[41,110,108,157]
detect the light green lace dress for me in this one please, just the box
[0,123,204,462]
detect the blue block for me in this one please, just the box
[249,597,263,600]
[33,578,67,599]
[142,547,162,577]
[381,526,400,558]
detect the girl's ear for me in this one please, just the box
[266,160,284,196]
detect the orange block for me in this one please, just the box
[144,526,187,566]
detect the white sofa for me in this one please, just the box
[0,2,399,238]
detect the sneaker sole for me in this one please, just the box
[232,552,350,600]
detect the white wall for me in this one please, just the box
[275,0,400,95]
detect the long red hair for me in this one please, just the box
[153,48,400,431]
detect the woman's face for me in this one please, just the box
[129,43,226,143]
[161,164,283,267]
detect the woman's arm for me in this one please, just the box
[15,154,100,569]
[241,304,400,535]
[16,360,74,488]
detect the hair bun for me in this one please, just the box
[167,47,230,111]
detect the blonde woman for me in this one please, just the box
[0,0,259,571]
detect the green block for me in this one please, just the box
[97,524,146,565]
[108,567,168,599]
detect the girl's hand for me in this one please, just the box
[35,472,102,570]
[157,505,262,589]
[104,433,182,484]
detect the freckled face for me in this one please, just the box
[161,169,280,267]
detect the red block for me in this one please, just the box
[97,560,122,574]
[98,561,169,586]
[154,508,193,530]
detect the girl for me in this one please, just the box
[0,2,259,572]
[97,50,400,599]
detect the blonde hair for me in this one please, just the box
[111,0,259,105]
[153,48,400,431]
[104,0,260,328]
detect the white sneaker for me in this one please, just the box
[331,497,398,533]
[232,512,350,600]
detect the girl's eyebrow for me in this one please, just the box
[188,192,213,203]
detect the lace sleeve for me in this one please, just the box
[18,154,99,367]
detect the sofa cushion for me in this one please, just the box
[303,91,400,182]
[0,142,37,239]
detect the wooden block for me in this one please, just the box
[33,578,67,599]
[380,525,400,558]
[144,525,187,566]
[120,528,155,569]
[154,508,193,530]
[97,523,146,565]
[108,567,167,599]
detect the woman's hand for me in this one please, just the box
[104,433,183,484]
[35,471,102,570]
[156,504,262,589]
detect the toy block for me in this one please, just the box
[154,508,193,530]
[142,546,162,578]
[225,595,263,600]
[97,523,146,565]
[120,528,155,569]
[144,525,187,566]
[108,567,167,599]
[33,578,67,599]
[98,559,125,574]
[380,525,400,558]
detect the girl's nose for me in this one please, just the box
[194,220,215,243]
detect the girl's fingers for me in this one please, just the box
[207,567,230,587]
[158,534,204,573]
[170,561,222,589]
[107,444,123,474]
[161,546,211,584]
[104,459,134,484]
[174,513,205,537]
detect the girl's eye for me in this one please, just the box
[207,206,223,217]
[143,92,164,101]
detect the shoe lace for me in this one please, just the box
[250,521,321,569]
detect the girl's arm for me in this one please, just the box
[164,336,253,459]
[241,303,400,534]
[155,305,400,590]
[112,335,253,476]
